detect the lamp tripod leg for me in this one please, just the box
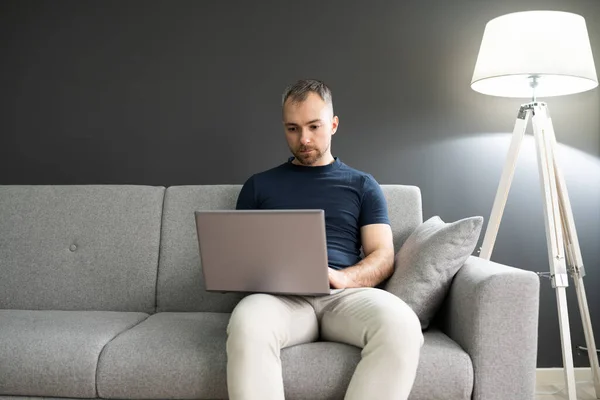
[479,105,530,260]
[532,104,577,400]
[546,112,600,399]
[573,278,600,398]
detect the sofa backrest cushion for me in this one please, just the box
[0,185,164,313]
[157,185,246,313]
[157,184,422,312]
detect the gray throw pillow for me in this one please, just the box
[384,215,483,330]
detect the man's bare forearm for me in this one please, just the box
[341,248,395,288]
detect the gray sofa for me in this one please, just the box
[0,184,540,400]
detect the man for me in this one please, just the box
[227,79,423,400]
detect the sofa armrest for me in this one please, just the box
[439,255,540,400]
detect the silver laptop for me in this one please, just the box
[194,209,331,295]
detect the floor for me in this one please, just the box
[536,380,598,400]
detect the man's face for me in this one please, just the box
[282,92,339,166]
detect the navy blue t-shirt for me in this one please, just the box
[236,157,390,270]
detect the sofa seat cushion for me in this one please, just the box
[97,312,229,399]
[283,330,473,400]
[0,398,90,400]
[0,310,148,398]
[409,329,474,400]
[97,312,473,400]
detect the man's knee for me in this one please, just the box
[228,294,273,335]
[371,292,424,348]
[227,294,280,349]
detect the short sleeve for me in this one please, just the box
[358,175,391,227]
[236,175,258,210]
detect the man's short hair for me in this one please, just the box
[281,79,333,111]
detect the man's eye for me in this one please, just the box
[310,125,320,130]
[287,127,297,132]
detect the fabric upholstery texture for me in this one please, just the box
[384,215,483,329]
[156,185,248,313]
[0,185,164,312]
[156,184,423,313]
[408,330,473,400]
[380,185,423,252]
[0,310,148,398]
[96,311,472,400]
[440,255,540,400]
[97,312,230,399]
[282,330,473,400]
[0,398,81,400]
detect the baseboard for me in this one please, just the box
[536,367,592,387]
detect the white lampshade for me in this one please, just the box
[471,10,598,98]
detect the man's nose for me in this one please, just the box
[300,132,311,145]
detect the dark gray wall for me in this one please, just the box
[1,0,599,368]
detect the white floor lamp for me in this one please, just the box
[471,10,599,400]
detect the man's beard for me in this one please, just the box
[291,145,324,166]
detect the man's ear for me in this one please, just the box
[332,115,339,135]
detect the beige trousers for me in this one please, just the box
[226,288,424,400]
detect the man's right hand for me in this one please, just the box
[328,267,351,289]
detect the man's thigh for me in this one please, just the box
[227,293,319,348]
[314,288,423,348]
